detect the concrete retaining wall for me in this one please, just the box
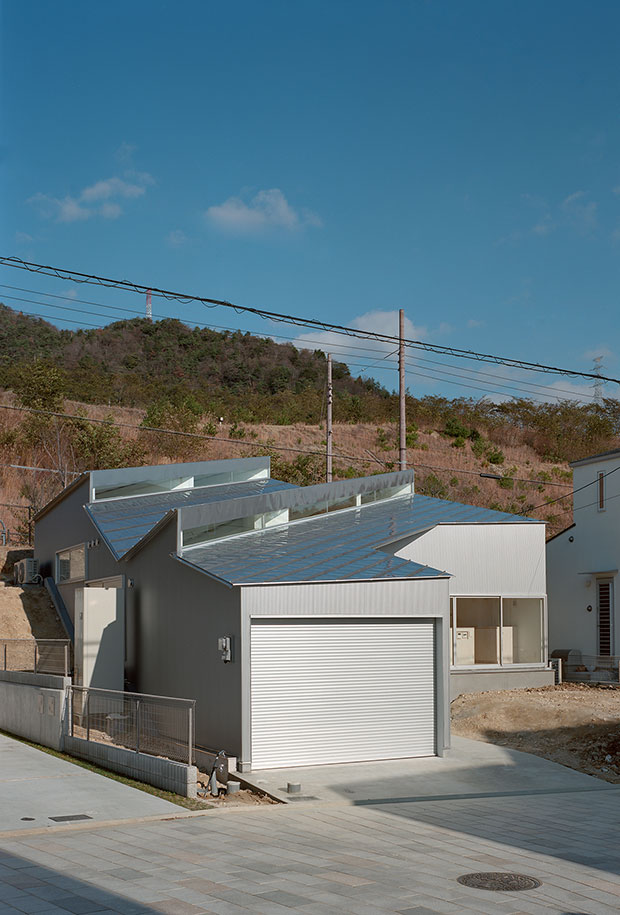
[0,670,69,750]
[450,667,555,699]
[63,735,198,798]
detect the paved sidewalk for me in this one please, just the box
[0,733,180,831]
[1,776,620,913]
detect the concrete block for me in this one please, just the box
[62,735,198,798]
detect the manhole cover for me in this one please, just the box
[457,872,542,892]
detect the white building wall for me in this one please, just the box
[388,523,547,597]
[547,453,620,656]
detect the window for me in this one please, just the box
[56,545,86,583]
[598,472,605,511]
[598,579,614,657]
[450,596,544,667]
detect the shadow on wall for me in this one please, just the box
[0,847,160,914]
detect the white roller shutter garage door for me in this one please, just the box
[250,618,436,769]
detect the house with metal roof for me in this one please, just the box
[547,448,620,678]
[35,456,552,771]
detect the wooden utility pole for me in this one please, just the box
[399,309,406,471]
[326,353,333,482]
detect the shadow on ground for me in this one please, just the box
[0,846,156,915]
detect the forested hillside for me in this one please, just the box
[1,302,620,543]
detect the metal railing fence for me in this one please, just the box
[563,654,620,684]
[0,638,71,676]
[69,686,195,765]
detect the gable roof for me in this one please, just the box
[179,493,540,586]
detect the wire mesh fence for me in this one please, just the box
[0,638,71,676]
[562,650,620,683]
[69,686,195,765]
[562,653,620,684]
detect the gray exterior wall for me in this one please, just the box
[126,524,243,757]
[34,479,122,624]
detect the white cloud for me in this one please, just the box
[583,345,614,361]
[289,310,429,368]
[81,176,148,203]
[100,202,122,219]
[15,231,33,244]
[28,169,154,224]
[114,141,136,163]
[166,229,188,248]
[525,189,598,238]
[561,190,597,234]
[467,319,485,329]
[27,194,92,223]
[205,188,322,235]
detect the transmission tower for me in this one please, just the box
[593,355,605,405]
[146,288,152,322]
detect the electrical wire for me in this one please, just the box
[2,256,617,384]
[0,402,385,467]
[0,287,603,403]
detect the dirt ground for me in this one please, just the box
[0,547,65,640]
[196,771,277,807]
[452,684,620,783]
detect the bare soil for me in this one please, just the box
[196,771,277,807]
[0,546,65,640]
[452,684,620,783]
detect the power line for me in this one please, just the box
[412,462,568,487]
[2,256,617,384]
[0,286,604,403]
[529,464,620,511]
[0,401,579,492]
[0,402,385,467]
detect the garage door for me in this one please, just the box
[250,618,436,769]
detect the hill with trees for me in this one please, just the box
[1,303,620,541]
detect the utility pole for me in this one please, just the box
[399,309,406,471]
[326,353,333,483]
[146,289,152,322]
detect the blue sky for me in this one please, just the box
[2,0,620,404]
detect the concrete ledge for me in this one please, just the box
[450,667,555,699]
[63,735,198,798]
[0,672,70,750]
[0,670,70,690]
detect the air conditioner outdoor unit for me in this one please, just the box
[14,558,40,586]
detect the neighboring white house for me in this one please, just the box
[548,448,620,662]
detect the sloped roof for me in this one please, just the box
[86,478,297,559]
[180,493,539,586]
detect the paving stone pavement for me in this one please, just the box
[1,783,620,914]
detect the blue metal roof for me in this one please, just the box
[181,493,539,585]
[86,478,297,559]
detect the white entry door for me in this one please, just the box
[75,587,125,690]
[250,618,436,769]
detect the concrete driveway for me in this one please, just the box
[238,735,619,806]
[1,735,620,913]
[0,733,180,832]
